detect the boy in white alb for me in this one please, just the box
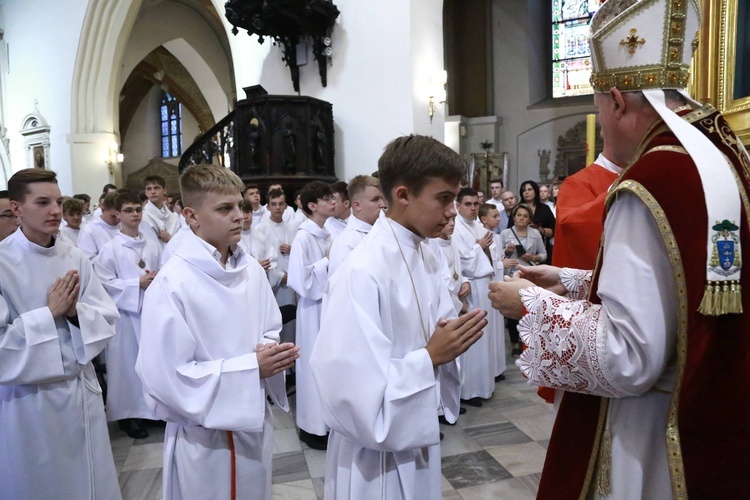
[94,191,160,439]
[0,169,120,499]
[243,183,268,224]
[327,175,386,276]
[137,165,298,500]
[478,203,506,381]
[310,135,487,499]
[452,188,496,405]
[262,182,295,224]
[141,175,179,250]
[59,197,85,246]
[287,180,336,450]
[239,200,276,278]
[77,191,120,260]
[323,180,350,239]
[257,188,299,344]
[0,190,20,241]
[427,216,470,317]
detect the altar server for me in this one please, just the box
[323,180,350,239]
[0,189,20,241]
[94,191,160,439]
[0,168,120,499]
[311,135,487,499]
[137,165,298,500]
[288,180,336,450]
[77,191,120,260]
[141,175,179,249]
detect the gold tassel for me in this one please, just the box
[596,429,613,496]
[728,281,743,314]
[698,281,716,316]
[720,281,730,315]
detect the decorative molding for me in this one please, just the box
[20,104,51,170]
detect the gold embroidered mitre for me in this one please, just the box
[589,0,701,92]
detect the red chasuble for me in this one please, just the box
[536,163,620,404]
[537,106,750,498]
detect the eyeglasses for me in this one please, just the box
[120,207,143,214]
[0,212,16,219]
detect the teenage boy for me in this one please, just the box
[73,193,93,223]
[243,183,267,224]
[478,203,507,381]
[328,175,386,275]
[137,164,298,499]
[141,175,179,248]
[257,188,299,344]
[486,178,504,209]
[292,191,307,224]
[59,197,85,246]
[452,188,496,405]
[0,189,20,241]
[310,135,486,499]
[287,180,336,450]
[0,169,120,499]
[263,183,295,223]
[323,180,350,239]
[428,216,470,316]
[239,200,275,275]
[94,191,160,439]
[78,191,120,260]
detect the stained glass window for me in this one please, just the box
[160,92,182,158]
[552,0,604,98]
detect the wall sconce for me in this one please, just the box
[103,142,124,176]
[428,70,448,124]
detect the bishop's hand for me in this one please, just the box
[515,264,566,295]
[426,309,487,367]
[488,277,534,319]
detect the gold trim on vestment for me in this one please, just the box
[605,180,689,497]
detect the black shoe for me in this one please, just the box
[299,429,328,450]
[495,374,506,382]
[460,397,484,408]
[440,432,444,441]
[119,419,148,439]
[512,348,522,356]
[459,407,467,415]
[438,415,456,426]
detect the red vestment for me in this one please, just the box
[536,162,619,403]
[537,106,750,498]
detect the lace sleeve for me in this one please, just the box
[559,268,592,299]
[516,287,635,398]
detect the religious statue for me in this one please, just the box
[282,125,296,171]
[314,127,327,172]
[538,149,551,182]
[247,118,260,167]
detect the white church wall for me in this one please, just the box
[1,0,88,195]
[490,0,597,193]
[216,0,444,181]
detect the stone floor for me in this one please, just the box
[111,355,554,499]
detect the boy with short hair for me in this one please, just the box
[137,165,298,500]
[428,216,470,316]
[452,189,497,404]
[94,191,160,439]
[0,169,120,498]
[257,188,299,344]
[310,135,487,498]
[292,190,307,224]
[0,189,20,241]
[263,182,295,223]
[324,180,350,239]
[239,199,275,275]
[287,180,336,450]
[141,175,179,248]
[59,197,85,246]
[478,202,507,381]
[328,175,386,275]
[78,191,121,260]
[73,193,93,223]
[243,183,267,223]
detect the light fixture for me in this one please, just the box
[428,70,448,124]
[103,142,123,176]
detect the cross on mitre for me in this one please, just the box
[620,28,645,55]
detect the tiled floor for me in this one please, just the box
[111,353,554,499]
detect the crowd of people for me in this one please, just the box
[2,1,748,498]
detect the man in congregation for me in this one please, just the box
[490,1,749,497]
[0,169,120,498]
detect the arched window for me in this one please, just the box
[552,0,603,98]
[161,92,182,158]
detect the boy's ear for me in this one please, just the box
[183,207,199,227]
[307,201,317,214]
[392,185,409,206]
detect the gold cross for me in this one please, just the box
[620,28,645,55]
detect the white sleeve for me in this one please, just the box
[287,233,328,300]
[517,193,678,397]
[311,270,442,452]
[93,245,142,314]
